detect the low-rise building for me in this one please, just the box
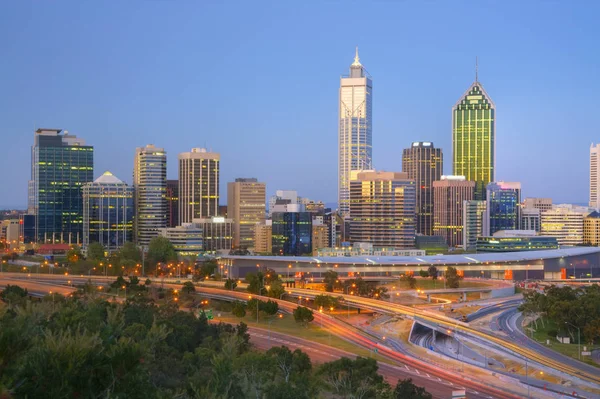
[583,211,600,246]
[192,217,233,253]
[317,242,425,257]
[254,221,272,254]
[159,223,203,256]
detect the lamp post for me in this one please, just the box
[564,321,581,360]
[345,283,356,318]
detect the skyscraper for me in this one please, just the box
[452,68,495,200]
[462,200,487,251]
[349,171,416,248]
[30,129,94,243]
[590,144,600,208]
[433,176,475,247]
[178,148,220,223]
[166,179,179,228]
[486,182,521,235]
[83,171,133,251]
[272,210,312,256]
[133,144,167,246]
[402,142,443,235]
[339,48,372,216]
[227,178,266,250]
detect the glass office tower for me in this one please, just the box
[30,129,93,243]
[402,142,443,235]
[452,78,495,200]
[339,47,373,216]
[83,171,133,251]
[486,182,521,235]
[271,211,312,256]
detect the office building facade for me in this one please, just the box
[133,144,167,246]
[166,179,179,228]
[82,171,133,251]
[192,217,233,252]
[433,176,475,248]
[178,148,220,223]
[523,198,552,212]
[521,208,541,232]
[339,48,373,216]
[30,129,94,243]
[462,200,487,251]
[254,221,272,254]
[452,78,495,200]
[272,211,312,255]
[486,182,521,235]
[541,205,588,246]
[159,224,203,256]
[312,219,329,255]
[227,178,266,249]
[402,142,443,235]
[591,144,600,208]
[349,171,416,248]
[584,211,600,246]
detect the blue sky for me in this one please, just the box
[1,1,598,208]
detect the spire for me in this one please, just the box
[475,56,479,83]
[352,46,362,67]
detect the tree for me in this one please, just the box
[267,279,286,299]
[67,245,83,263]
[318,357,390,399]
[224,278,238,290]
[293,306,314,327]
[246,272,266,295]
[0,284,28,306]
[232,301,247,318]
[119,242,142,263]
[87,242,105,261]
[147,236,177,266]
[314,294,340,310]
[199,259,218,279]
[407,275,417,289]
[428,265,438,280]
[393,379,433,399]
[372,286,389,300]
[182,281,196,294]
[418,269,429,278]
[323,270,341,292]
[445,266,463,289]
[264,268,279,285]
[267,346,312,383]
[262,300,279,316]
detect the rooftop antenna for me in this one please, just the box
[475,56,479,83]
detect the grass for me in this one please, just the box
[527,319,600,367]
[215,311,387,362]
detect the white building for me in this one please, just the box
[462,200,487,251]
[591,144,600,208]
[339,48,372,217]
[159,223,203,256]
[268,190,298,217]
[541,205,592,246]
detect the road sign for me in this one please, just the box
[582,351,592,356]
[452,390,466,399]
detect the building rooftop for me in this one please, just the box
[94,171,125,184]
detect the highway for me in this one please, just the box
[466,299,522,322]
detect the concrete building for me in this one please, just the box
[30,128,94,243]
[433,176,474,248]
[272,211,312,256]
[178,148,220,223]
[541,205,590,246]
[268,190,298,217]
[254,221,272,254]
[523,198,552,212]
[192,217,233,252]
[134,144,167,246]
[591,144,600,208]
[166,179,179,228]
[521,208,541,232]
[452,76,495,200]
[312,218,329,255]
[462,200,487,251]
[159,223,203,256]
[1,220,20,250]
[227,178,266,250]
[82,171,133,251]
[486,182,521,236]
[583,211,600,246]
[402,142,443,236]
[305,200,326,215]
[349,171,416,248]
[339,48,373,216]
[317,243,425,257]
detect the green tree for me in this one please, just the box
[318,356,390,399]
[372,286,389,300]
[262,300,279,316]
[246,271,266,295]
[293,306,314,327]
[407,275,417,289]
[266,346,312,383]
[314,294,340,310]
[418,269,429,278]
[87,242,105,261]
[147,236,177,266]
[0,284,28,306]
[67,245,83,263]
[232,301,247,318]
[445,266,463,289]
[224,278,238,290]
[393,378,433,399]
[119,241,142,262]
[428,265,438,280]
[323,270,341,292]
[198,258,218,279]
[182,281,196,294]
[267,279,286,299]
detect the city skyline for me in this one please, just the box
[2,2,600,207]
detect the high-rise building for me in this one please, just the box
[452,73,495,200]
[227,178,266,249]
[254,221,272,254]
[402,142,443,235]
[312,217,329,255]
[349,171,416,248]
[541,205,589,246]
[192,217,233,252]
[166,179,179,228]
[133,144,167,246]
[432,176,475,248]
[178,148,220,223]
[584,211,600,246]
[591,144,600,208]
[82,171,133,251]
[339,48,372,216]
[268,190,298,217]
[272,211,312,255]
[521,208,541,232]
[1,220,20,250]
[523,198,552,212]
[30,129,94,244]
[462,200,487,251]
[486,182,521,235]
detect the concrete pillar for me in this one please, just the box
[427,294,431,303]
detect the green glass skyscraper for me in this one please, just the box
[30,129,94,243]
[452,72,495,200]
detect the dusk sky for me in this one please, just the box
[1,1,599,208]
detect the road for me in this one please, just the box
[0,277,76,297]
[466,299,522,322]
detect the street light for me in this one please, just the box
[564,321,581,360]
[345,283,355,318]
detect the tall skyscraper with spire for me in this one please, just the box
[452,60,495,200]
[338,47,372,216]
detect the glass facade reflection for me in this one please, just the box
[452,82,495,200]
[272,212,312,256]
[486,182,521,235]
